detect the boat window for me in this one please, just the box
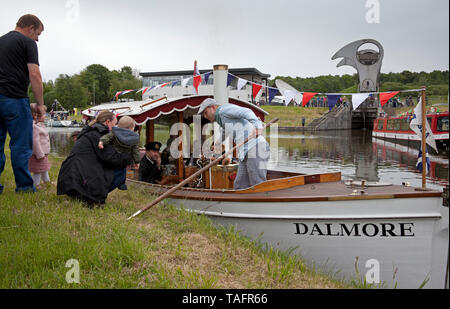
[400,118,410,131]
[437,116,449,132]
[377,119,384,130]
[387,119,394,130]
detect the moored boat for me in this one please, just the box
[128,171,448,289]
[82,64,449,288]
[372,111,449,154]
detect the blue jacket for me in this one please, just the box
[215,104,267,161]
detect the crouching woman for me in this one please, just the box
[57,111,132,206]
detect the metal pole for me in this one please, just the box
[421,88,427,189]
[93,81,96,105]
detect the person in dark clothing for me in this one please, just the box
[0,14,45,194]
[57,111,132,206]
[138,141,163,184]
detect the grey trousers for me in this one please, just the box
[234,142,270,190]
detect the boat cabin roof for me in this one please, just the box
[82,95,268,125]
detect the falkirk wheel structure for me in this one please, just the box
[332,38,384,93]
[332,39,384,129]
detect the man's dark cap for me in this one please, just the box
[145,141,162,151]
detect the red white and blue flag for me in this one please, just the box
[193,60,202,94]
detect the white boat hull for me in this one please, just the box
[168,195,448,289]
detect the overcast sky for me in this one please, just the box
[1,0,448,82]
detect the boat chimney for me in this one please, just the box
[213,64,229,105]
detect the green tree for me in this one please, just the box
[54,74,87,110]
[80,64,111,104]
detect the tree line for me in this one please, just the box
[29,64,142,111]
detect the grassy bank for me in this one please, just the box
[0,146,350,289]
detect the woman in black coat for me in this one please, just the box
[57,111,132,205]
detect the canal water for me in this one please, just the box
[49,127,449,191]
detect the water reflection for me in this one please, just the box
[50,128,449,190]
[267,130,448,190]
[48,127,80,157]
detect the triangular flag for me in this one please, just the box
[142,87,150,95]
[171,80,180,88]
[204,72,211,84]
[227,74,235,87]
[352,93,370,110]
[284,90,297,106]
[327,95,341,111]
[252,83,262,99]
[268,87,278,103]
[193,75,202,94]
[409,97,438,152]
[181,77,190,88]
[379,91,399,107]
[302,92,317,107]
[237,78,247,91]
[115,91,122,100]
[135,87,144,94]
[160,83,169,88]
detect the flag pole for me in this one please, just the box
[421,87,427,189]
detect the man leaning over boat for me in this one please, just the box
[198,98,270,190]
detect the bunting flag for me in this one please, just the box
[379,91,399,107]
[352,93,370,110]
[181,77,190,88]
[252,83,262,99]
[409,97,438,152]
[227,73,235,87]
[204,72,211,84]
[193,61,202,94]
[237,78,247,91]
[302,92,317,107]
[193,75,202,93]
[113,68,427,110]
[327,95,341,111]
[284,90,297,106]
[416,149,430,174]
[268,87,279,103]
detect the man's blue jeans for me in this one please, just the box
[0,94,35,193]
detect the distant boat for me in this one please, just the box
[372,111,449,153]
[45,118,82,128]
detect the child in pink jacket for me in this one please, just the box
[29,103,51,189]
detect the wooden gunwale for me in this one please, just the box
[127,170,442,203]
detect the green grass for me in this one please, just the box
[0,141,350,289]
[261,106,329,127]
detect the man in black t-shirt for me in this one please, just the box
[0,14,44,193]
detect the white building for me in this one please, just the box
[139,67,271,105]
